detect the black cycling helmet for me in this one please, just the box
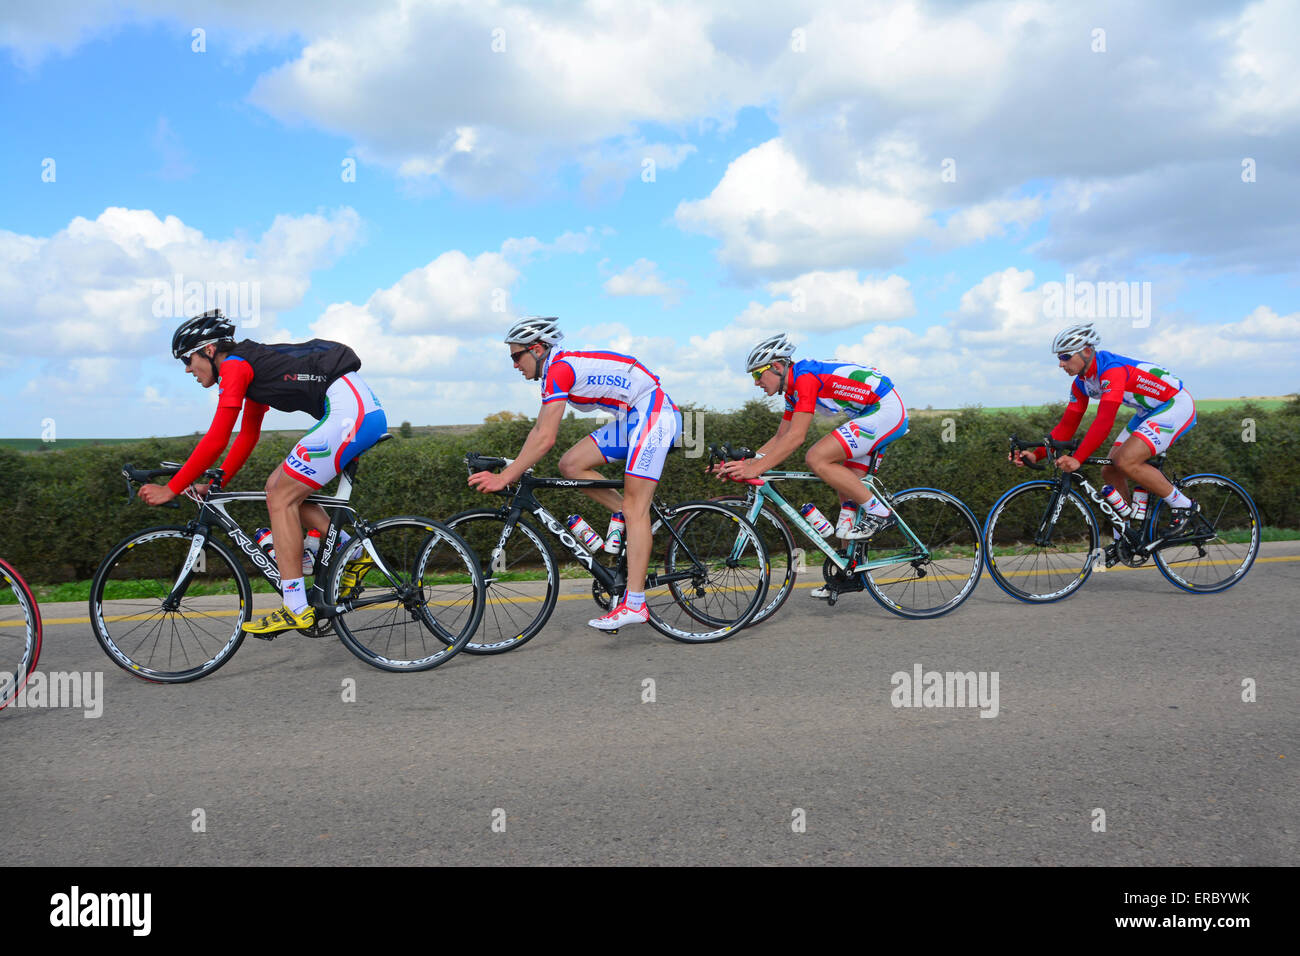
[172,309,236,360]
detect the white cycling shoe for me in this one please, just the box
[588,601,649,631]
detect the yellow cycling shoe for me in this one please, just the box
[338,555,375,598]
[242,605,316,637]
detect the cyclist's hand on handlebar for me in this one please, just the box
[1009,449,1037,468]
[1055,455,1080,473]
[138,484,177,506]
[718,459,763,482]
[468,470,510,494]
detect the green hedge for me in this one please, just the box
[2,398,1296,584]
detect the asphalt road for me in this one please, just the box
[4,542,1297,866]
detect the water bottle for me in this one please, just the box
[604,512,625,555]
[835,502,857,538]
[1102,485,1132,518]
[1130,488,1149,522]
[800,503,834,537]
[254,527,276,561]
[566,515,604,552]
[302,529,321,575]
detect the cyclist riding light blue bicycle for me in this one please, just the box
[718,332,909,550]
[1010,322,1199,530]
[468,317,682,632]
[140,310,387,636]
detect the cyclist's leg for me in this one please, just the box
[558,418,625,514]
[620,392,681,592]
[808,390,909,508]
[1113,390,1196,500]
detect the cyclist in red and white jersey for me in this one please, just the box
[1010,322,1198,526]
[138,311,387,635]
[717,334,909,598]
[468,317,682,631]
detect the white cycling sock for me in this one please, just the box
[282,578,308,614]
[864,496,891,517]
[1164,489,1192,509]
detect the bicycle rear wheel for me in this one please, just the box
[1150,474,1261,593]
[330,517,485,672]
[648,502,769,643]
[89,527,251,683]
[1,559,41,709]
[444,509,559,654]
[860,488,983,618]
[983,481,1100,602]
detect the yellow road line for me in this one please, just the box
[7,553,1299,626]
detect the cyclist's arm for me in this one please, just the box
[752,411,813,472]
[167,405,240,494]
[1071,370,1126,462]
[1032,379,1089,460]
[499,401,566,483]
[216,401,269,485]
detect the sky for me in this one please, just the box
[1,0,1297,438]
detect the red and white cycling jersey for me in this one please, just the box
[540,349,663,412]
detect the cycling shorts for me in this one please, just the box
[588,388,682,482]
[1113,388,1196,456]
[831,389,909,472]
[282,373,387,489]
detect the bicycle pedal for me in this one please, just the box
[248,632,277,642]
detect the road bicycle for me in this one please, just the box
[1,558,42,710]
[707,443,984,619]
[982,435,1260,602]
[90,434,485,681]
[444,451,771,651]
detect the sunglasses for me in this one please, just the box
[510,348,533,364]
[751,364,774,382]
[1057,352,1079,362]
[180,348,204,367]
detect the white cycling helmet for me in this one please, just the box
[1051,322,1100,355]
[504,316,563,347]
[746,332,796,372]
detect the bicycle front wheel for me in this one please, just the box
[1,559,42,709]
[710,496,797,627]
[329,517,485,672]
[983,481,1100,602]
[649,502,769,643]
[860,488,983,619]
[1150,474,1261,593]
[444,509,560,654]
[89,527,251,683]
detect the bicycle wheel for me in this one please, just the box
[711,495,797,627]
[89,526,251,683]
[1,559,41,710]
[329,517,485,672]
[648,501,769,643]
[860,488,983,619]
[983,481,1100,602]
[1150,474,1261,593]
[445,509,560,654]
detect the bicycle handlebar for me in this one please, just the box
[122,462,225,506]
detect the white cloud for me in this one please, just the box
[736,270,914,331]
[602,259,686,306]
[0,206,361,357]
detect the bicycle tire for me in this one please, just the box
[983,481,1100,603]
[328,517,485,672]
[710,495,798,626]
[859,488,983,619]
[89,526,252,683]
[1149,474,1261,593]
[649,501,770,643]
[1,558,42,710]
[443,509,560,654]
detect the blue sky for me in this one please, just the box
[2,1,1297,438]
